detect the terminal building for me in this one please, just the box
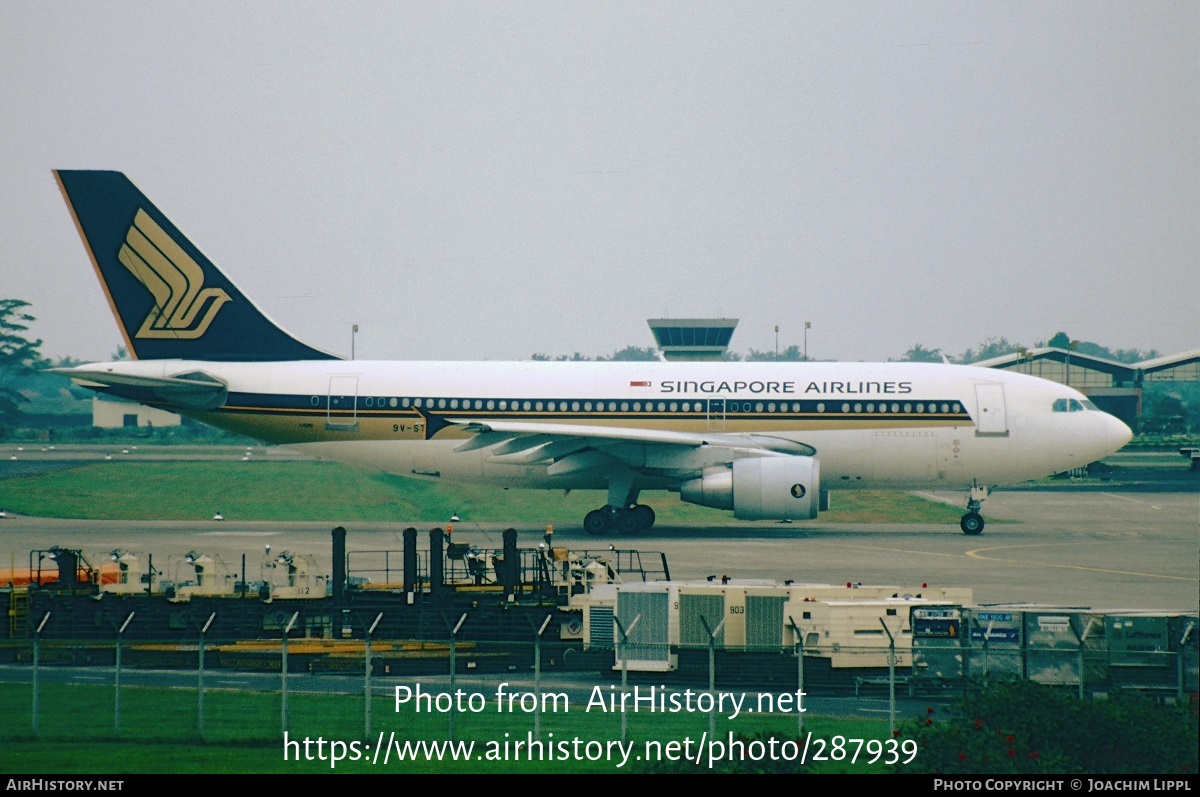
[974,348,1200,431]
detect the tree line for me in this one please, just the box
[532,334,1160,366]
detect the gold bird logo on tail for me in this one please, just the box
[118,209,231,339]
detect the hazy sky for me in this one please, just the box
[3,2,1196,364]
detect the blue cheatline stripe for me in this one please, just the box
[219,391,972,421]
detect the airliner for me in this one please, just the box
[51,171,1133,535]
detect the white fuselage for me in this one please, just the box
[77,358,1132,494]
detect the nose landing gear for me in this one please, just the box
[960,483,989,535]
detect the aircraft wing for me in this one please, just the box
[47,367,228,411]
[449,419,814,476]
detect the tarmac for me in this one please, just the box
[1,444,1196,614]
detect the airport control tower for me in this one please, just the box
[647,318,738,362]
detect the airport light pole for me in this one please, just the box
[788,619,805,736]
[879,618,896,735]
[114,611,135,738]
[351,324,359,360]
[533,614,553,739]
[198,612,215,737]
[281,611,299,736]
[365,612,383,737]
[447,613,467,743]
[804,321,811,361]
[699,614,726,739]
[32,612,50,737]
[613,614,641,745]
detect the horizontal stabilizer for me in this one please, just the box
[48,367,228,411]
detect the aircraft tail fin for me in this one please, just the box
[54,170,338,362]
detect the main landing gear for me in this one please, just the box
[584,504,656,535]
[583,471,656,535]
[960,483,989,535]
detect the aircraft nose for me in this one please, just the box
[1106,414,1133,453]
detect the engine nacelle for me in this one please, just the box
[680,456,820,520]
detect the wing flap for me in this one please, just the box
[449,419,814,456]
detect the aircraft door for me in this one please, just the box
[974,383,1008,436]
[326,375,360,432]
[707,399,726,431]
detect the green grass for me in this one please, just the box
[0,460,966,524]
[0,682,899,774]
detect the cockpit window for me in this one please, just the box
[1052,398,1086,412]
[1081,400,1100,411]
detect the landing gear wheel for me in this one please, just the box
[631,504,655,530]
[615,510,640,535]
[584,508,612,536]
[960,511,985,535]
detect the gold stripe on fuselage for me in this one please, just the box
[202,405,972,445]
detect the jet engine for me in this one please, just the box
[680,456,820,520]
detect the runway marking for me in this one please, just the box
[965,543,1191,581]
[837,541,1190,581]
[1100,493,1161,510]
[836,544,967,560]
